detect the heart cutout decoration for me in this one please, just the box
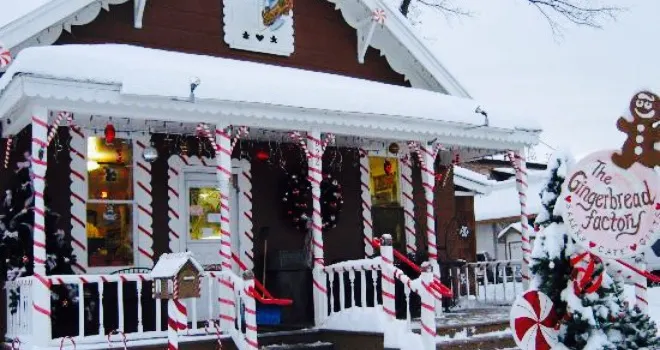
[656,203,660,210]
[256,34,265,41]
[630,244,637,251]
[589,241,597,248]
[565,195,572,203]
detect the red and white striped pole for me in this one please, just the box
[380,234,396,321]
[135,137,154,266]
[307,130,329,325]
[635,256,648,312]
[419,262,437,350]
[359,148,374,257]
[419,144,439,262]
[167,299,179,350]
[243,271,258,350]
[4,136,12,169]
[213,125,233,271]
[400,155,416,255]
[68,118,88,273]
[509,150,531,289]
[30,107,53,346]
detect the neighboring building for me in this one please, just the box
[466,160,547,261]
[0,1,540,348]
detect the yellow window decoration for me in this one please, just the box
[369,156,400,206]
[188,187,222,240]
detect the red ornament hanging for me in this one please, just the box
[256,149,270,161]
[104,123,116,144]
[383,159,393,175]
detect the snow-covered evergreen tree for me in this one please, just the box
[530,151,659,350]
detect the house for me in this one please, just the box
[0,0,540,349]
[464,159,547,261]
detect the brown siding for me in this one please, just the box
[56,0,407,85]
[413,163,476,263]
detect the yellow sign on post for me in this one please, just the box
[368,156,400,206]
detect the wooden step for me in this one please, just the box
[436,319,509,338]
[261,342,334,349]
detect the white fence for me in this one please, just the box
[443,260,523,307]
[5,270,256,349]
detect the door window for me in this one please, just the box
[188,186,222,240]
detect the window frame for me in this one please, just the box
[84,131,139,274]
[367,155,403,208]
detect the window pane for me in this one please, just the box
[86,203,134,267]
[189,187,222,240]
[87,137,133,200]
[369,156,400,206]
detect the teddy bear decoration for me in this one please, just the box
[611,90,659,169]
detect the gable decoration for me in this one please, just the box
[223,0,294,56]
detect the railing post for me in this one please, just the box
[242,271,258,350]
[420,262,437,350]
[380,234,396,321]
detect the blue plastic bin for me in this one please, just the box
[256,304,281,325]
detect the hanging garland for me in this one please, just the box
[281,168,343,232]
[321,174,343,230]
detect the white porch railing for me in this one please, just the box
[444,260,523,307]
[5,270,256,349]
[320,235,437,350]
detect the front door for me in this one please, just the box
[184,173,239,268]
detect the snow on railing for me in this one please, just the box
[449,260,523,307]
[323,257,382,319]
[4,271,250,348]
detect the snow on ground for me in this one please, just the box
[320,307,423,350]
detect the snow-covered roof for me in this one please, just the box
[0,44,540,148]
[0,0,467,96]
[474,171,547,222]
[453,166,494,195]
[150,252,204,279]
[497,222,521,239]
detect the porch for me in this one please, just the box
[0,44,540,350]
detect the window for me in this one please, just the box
[86,137,134,267]
[368,156,400,206]
[188,187,222,240]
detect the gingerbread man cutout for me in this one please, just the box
[611,91,660,169]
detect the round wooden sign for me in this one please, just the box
[510,290,559,350]
[561,150,659,258]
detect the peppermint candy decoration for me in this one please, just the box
[372,9,386,24]
[510,290,559,350]
[0,44,12,68]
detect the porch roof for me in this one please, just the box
[0,44,541,150]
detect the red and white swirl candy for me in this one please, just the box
[0,44,12,68]
[510,290,559,350]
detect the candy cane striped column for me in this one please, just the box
[511,151,531,290]
[214,127,233,271]
[419,146,438,261]
[379,234,396,321]
[359,149,374,257]
[135,138,154,266]
[307,130,328,325]
[68,124,88,273]
[400,156,416,256]
[30,107,53,346]
[243,271,258,350]
[238,159,254,270]
[419,263,437,350]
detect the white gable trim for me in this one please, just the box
[329,0,470,96]
[0,0,469,97]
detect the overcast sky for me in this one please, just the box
[2,0,659,162]
[420,0,660,161]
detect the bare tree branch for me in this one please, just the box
[528,0,624,35]
[402,0,625,36]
